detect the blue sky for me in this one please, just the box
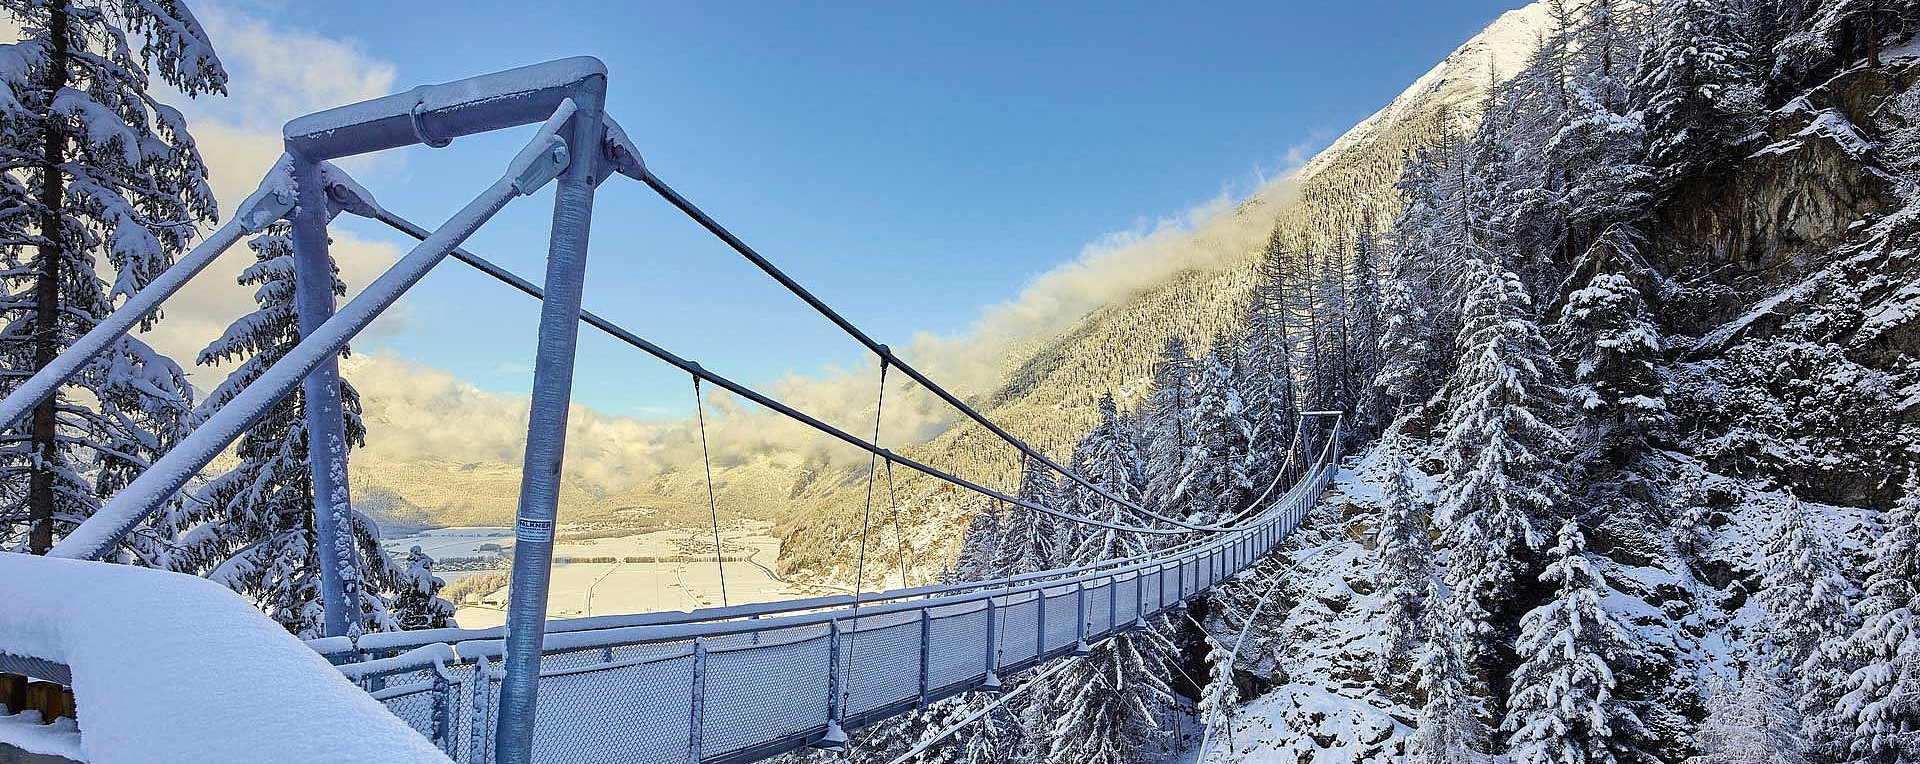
[238,0,1522,419]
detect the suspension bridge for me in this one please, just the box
[0,58,1347,764]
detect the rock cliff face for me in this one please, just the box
[1663,51,1920,509]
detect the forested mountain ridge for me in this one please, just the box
[772,2,1557,582]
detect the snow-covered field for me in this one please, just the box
[383,524,805,629]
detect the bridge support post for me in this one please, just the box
[1072,583,1091,655]
[496,80,608,764]
[817,620,848,750]
[981,598,1001,692]
[687,638,708,762]
[287,154,356,640]
[917,610,931,707]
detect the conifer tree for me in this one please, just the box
[1141,337,1199,520]
[1503,521,1654,764]
[168,226,450,636]
[1757,492,1858,750]
[1633,0,1758,190]
[997,456,1061,575]
[1559,267,1667,462]
[954,500,1004,583]
[1178,338,1255,522]
[1831,473,1920,764]
[1410,586,1489,764]
[1043,397,1174,764]
[0,0,225,557]
[1348,220,1384,430]
[1245,233,1302,479]
[1694,668,1810,764]
[1375,432,1434,683]
[1435,256,1568,655]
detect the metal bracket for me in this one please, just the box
[233,159,297,233]
[321,162,385,220]
[602,115,646,181]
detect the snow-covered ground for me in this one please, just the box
[384,524,807,629]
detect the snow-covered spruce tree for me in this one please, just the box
[1141,336,1199,521]
[1632,0,1759,192]
[1375,431,1435,686]
[168,225,449,637]
[1435,256,1568,659]
[1830,473,1920,764]
[1559,265,1666,464]
[1410,585,1490,764]
[1694,668,1810,764]
[1198,632,1241,742]
[996,455,1062,575]
[1066,394,1144,562]
[1374,230,1433,418]
[1503,521,1655,764]
[953,499,1004,583]
[0,0,224,557]
[1755,492,1857,744]
[1038,395,1177,764]
[1178,337,1255,523]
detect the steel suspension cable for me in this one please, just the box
[631,168,1227,533]
[841,358,890,751]
[693,377,729,607]
[359,204,1186,537]
[884,460,910,588]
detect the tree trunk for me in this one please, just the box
[27,0,70,555]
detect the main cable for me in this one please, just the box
[364,206,1190,537]
[633,169,1229,534]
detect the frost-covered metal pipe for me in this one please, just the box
[494,82,607,764]
[0,175,287,430]
[284,56,606,160]
[49,117,574,562]
[288,153,357,639]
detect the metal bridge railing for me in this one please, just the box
[328,446,1340,764]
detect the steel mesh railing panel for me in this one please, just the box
[529,653,695,764]
[1041,586,1077,653]
[996,594,1040,667]
[381,685,442,746]
[1115,574,1139,625]
[1087,580,1113,638]
[926,602,989,692]
[841,616,923,718]
[700,629,831,758]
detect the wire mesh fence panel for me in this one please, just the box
[841,615,923,718]
[528,652,696,764]
[926,602,990,693]
[1115,574,1140,626]
[1041,586,1077,653]
[379,685,442,747]
[1086,580,1113,638]
[996,594,1040,667]
[699,629,832,758]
